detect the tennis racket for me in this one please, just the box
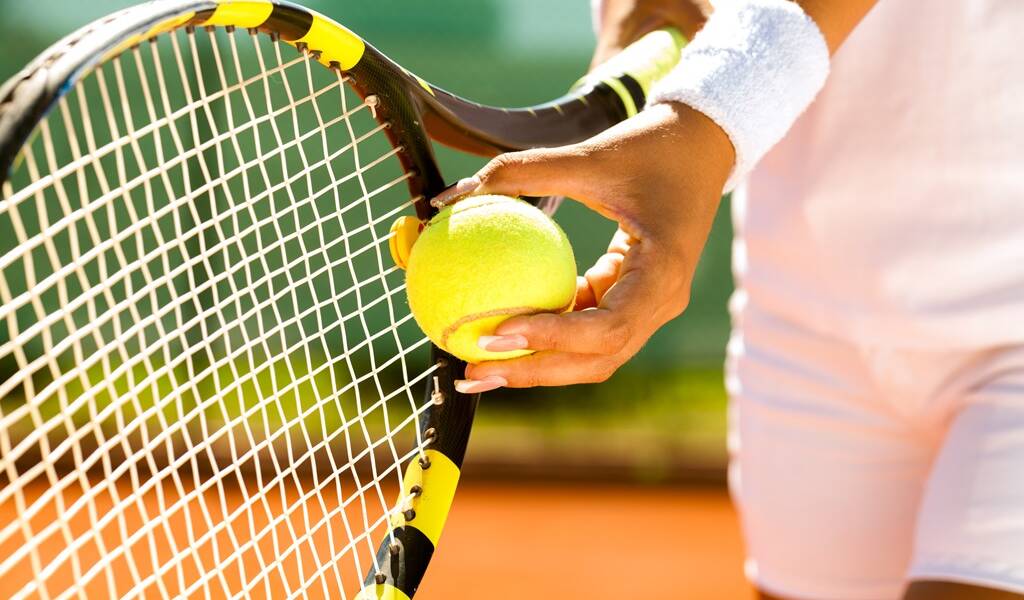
[0,1,684,598]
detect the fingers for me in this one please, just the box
[573,251,624,310]
[454,375,507,394]
[485,309,635,357]
[463,352,619,388]
[429,146,634,226]
[574,276,597,311]
[475,148,593,200]
[485,243,679,357]
[607,227,635,254]
[583,251,625,305]
[597,243,689,324]
[431,176,481,208]
[458,241,690,390]
[433,148,588,202]
[434,107,726,391]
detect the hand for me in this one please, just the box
[591,0,710,67]
[437,103,735,393]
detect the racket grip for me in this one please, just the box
[572,28,688,109]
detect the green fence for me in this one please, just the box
[0,0,734,478]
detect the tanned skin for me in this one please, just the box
[441,4,1023,597]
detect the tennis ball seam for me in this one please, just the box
[439,298,575,348]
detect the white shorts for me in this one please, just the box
[726,300,1024,600]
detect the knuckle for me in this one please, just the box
[569,140,599,160]
[589,360,620,384]
[491,152,522,170]
[603,319,633,352]
[674,279,692,313]
[586,253,622,279]
[671,290,691,317]
[525,313,560,349]
[479,152,522,184]
[515,370,543,388]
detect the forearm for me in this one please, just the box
[635,0,878,190]
[797,0,878,53]
[594,0,876,53]
[447,0,881,390]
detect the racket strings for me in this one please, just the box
[0,25,432,600]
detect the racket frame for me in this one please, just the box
[0,2,685,597]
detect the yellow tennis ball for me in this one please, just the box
[405,195,577,363]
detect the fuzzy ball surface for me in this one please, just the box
[405,195,577,363]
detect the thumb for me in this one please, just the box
[432,146,624,221]
[477,147,593,199]
[431,147,589,207]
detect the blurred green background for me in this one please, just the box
[0,0,734,481]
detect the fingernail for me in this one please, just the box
[430,176,481,208]
[478,334,528,352]
[455,375,507,394]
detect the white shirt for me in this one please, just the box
[735,0,1024,347]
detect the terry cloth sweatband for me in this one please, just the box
[646,0,830,192]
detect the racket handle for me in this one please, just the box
[572,28,688,116]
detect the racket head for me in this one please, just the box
[0,3,467,598]
[0,2,684,598]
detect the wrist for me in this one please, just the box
[646,0,830,192]
[640,103,729,282]
[648,102,735,198]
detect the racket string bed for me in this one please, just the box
[1,0,672,594]
[0,24,436,600]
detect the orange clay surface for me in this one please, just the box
[2,481,748,599]
[422,484,751,600]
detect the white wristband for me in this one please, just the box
[647,0,830,192]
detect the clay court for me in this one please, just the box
[2,476,747,598]
[425,484,749,599]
